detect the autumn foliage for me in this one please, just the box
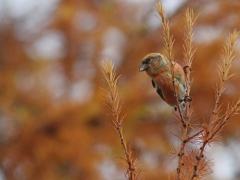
[102,2,240,180]
[1,0,240,180]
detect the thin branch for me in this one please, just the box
[102,59,140,180]
[190,30,240,180]
[173,7,197,180]
[155,2,186,127]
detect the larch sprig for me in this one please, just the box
[155,2,186,127]
[102,59,140,180]
[175,8,197,180]
[190,30,240,180]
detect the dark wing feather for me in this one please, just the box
[151,79,156,88]
[152,80,165,101]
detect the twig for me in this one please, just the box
[190,30,240,180]
[155,4,198,179]
[102,59,140,180]
[175,8,197,179]
[155,2,185,126]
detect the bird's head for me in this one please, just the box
[139,53,168,75]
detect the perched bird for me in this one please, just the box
[139,53,187,111]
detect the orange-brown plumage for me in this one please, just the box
[139,53,186,110]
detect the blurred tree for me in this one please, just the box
[0,0,240,179]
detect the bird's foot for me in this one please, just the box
[183,66,191,74]
[184,95,192,102]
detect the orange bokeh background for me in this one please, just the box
[0,0,240,179]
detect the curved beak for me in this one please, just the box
[139,63,148,72]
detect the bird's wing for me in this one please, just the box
[152,79,166,101]
[173,76,187,103]
[151,79,156,88]
[174,63,186,89]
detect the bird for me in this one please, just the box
[139,53,187,111]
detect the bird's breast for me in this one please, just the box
[153,72,178,107]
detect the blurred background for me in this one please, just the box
[0,0,240,179]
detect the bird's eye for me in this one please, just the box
[146,58,151,63]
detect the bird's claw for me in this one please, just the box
[183,66,191,74]
[184,95,192,102]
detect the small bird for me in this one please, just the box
[139,53,187,111]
